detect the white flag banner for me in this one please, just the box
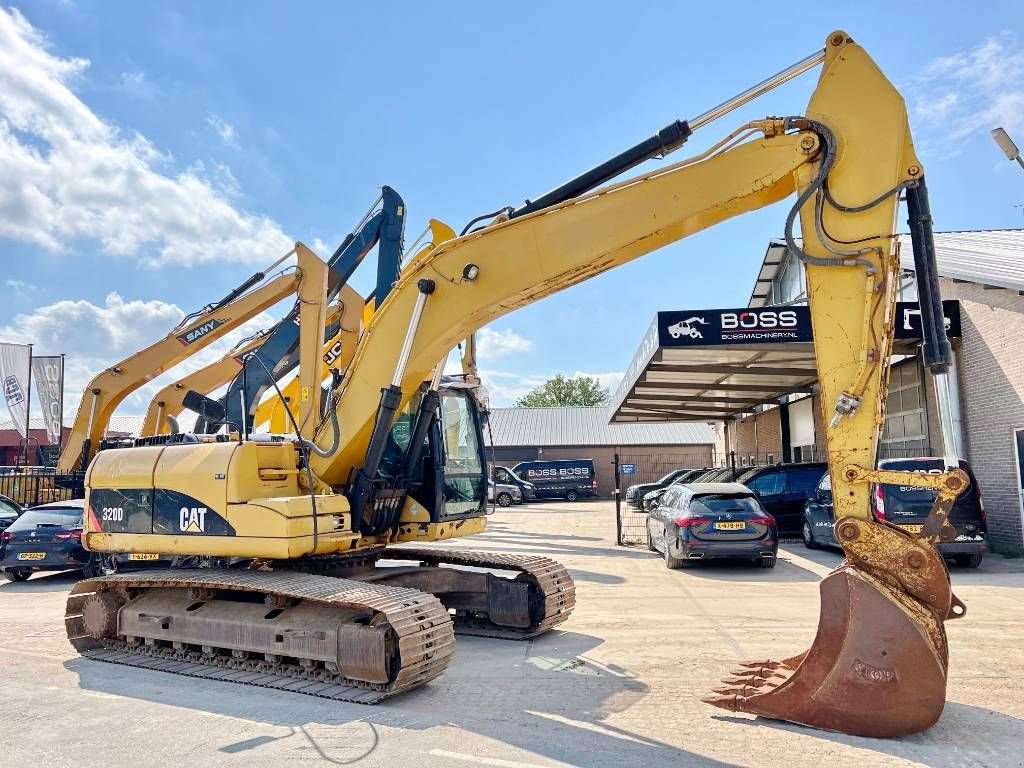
[0,343,31,438]
[32,356,63,445]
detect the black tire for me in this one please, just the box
[954,552,983,569]
[82,556,105,579]
[664,545,686,570]
[802,521,820,550]
[756,555,777,569]
[496,492,513,508]
[565,490,579,502]
[4,569,30,582]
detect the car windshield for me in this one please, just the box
[0,508,18,521]
[656,470,681,484]
[7,507,81,532]
[690,494,762,516]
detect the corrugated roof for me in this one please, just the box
[896,229,1024,292]
[750,229,1024,306]
[487,406,715,447]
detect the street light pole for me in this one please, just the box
[991,127,1024,170]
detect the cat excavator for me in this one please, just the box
[64,32,969,738]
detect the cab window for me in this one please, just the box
[440,392,485,516]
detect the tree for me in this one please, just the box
[515,374,609,407]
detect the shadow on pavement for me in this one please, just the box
[65,629,734,767]
[0,569,83,593]
[712,700,1024,768]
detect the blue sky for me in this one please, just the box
[0,2,1022,415]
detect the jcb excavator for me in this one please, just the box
[64,32,968,738]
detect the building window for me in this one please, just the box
[773,254,806,305]
[881,359,930,458]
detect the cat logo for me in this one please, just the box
[179,506,208,533]
[176,319,225,346]
[323,340,343,367]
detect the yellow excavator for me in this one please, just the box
[62,32,968,738]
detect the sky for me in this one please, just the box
[0,2,1022,422]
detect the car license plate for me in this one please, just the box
[17,552,45,561]
[715,521,745,531]
[129,553,159,561]
[899,524,924,534]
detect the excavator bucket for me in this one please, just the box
[704,518,961,737]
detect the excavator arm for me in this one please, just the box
[139,329,271,437]
[57,247,328,474]
[205,187,405,433]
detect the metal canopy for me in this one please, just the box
[610,302,960,424]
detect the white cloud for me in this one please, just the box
[0,291,273,421]
[0,8,292,266]
[476,327,533,359]
[911,35,1024,153]
[206,113,237,145]
[4,278,38,300]
[117,70,159,100]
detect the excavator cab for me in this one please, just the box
[378,380,488,523]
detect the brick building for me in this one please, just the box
[728,230,1024,554]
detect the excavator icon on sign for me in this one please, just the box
[666,316,709,340]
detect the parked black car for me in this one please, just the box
[511,459,597,501]
[802,458,988,567]
[626,468,703,509]
[0,499,98,581]
[0,494,23,531]
[646,482,778,568]
[736,462,828,536]
[492,466,537,501]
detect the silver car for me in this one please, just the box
[488,479,523,507]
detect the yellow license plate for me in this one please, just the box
[129,553,160,561]
[899,524,924,534]
[18,552,45,561]
[715,521,746,531]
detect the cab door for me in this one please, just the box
[437,390,487,519]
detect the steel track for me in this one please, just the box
[65,569,455,704]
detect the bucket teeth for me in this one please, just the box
[737,659,778,670]
[701,693,741,711]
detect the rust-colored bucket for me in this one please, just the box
[704,518,961,738]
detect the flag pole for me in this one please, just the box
[58,353,65,455]
[23,343,32,466]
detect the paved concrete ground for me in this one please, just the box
[2,500,1023,768]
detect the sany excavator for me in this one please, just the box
[63,32,969,738]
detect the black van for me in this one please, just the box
[802,457,988,567]
[512,459,597,501]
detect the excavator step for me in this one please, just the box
[383,548,576,639]
[65,568,455,704]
